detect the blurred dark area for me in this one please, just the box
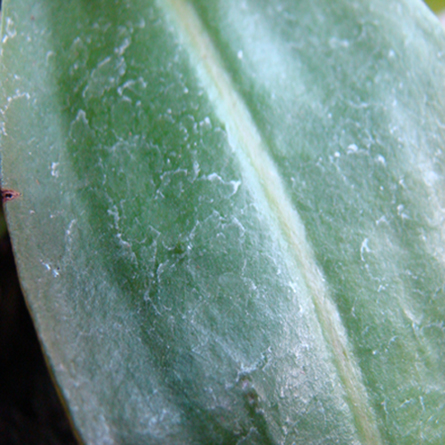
[0,202,77,445]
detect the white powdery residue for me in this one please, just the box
[192,161,200,181]
[328,37,350,49]
[2,17,17,44]
[5,91,31,110]
[376,215,388,226]
[376,155,386,166]
[399,399,415,410]
[422,169,439,188]
[117,233,131,249]
[360,238,371,261]
[46,51,55,63]
[74,109,89,125]
[107,205,121,230]
[377,284,387,293]
[115,37,131,56]
[231,216,246,238]
[205,173,241,197]
[51,162,60,178]
[156,260,171,283]
[347,143,358,154]
[289,281,299,293]
[16,90,31,100]
[138,77,148,89]
[117,79,136,96]
[206,172,222,182]
[97,56,112,69]
[199,116,212,127]
[107,205,137,262]
[230,180,242,196]
[397,204,409,220]
[66,219,77,237]
[40,261,59,277]
[116,57,127,77]
[82,55,127,99]
[136,18,146,28]
[389,124,398,135]
[402,306,421,327]
[160,168,188,182]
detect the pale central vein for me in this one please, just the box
[161,1,382,443]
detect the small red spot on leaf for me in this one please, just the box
[1,189,21,203]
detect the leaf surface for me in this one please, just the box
[1,0,445,443]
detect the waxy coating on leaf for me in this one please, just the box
[1,0,445,444]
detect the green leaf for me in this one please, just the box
[424,0,445,13]
[1,0,445,443]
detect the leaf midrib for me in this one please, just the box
[160,1,382,443]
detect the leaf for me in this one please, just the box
[1,0,445,443]
[425,0,445,13]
